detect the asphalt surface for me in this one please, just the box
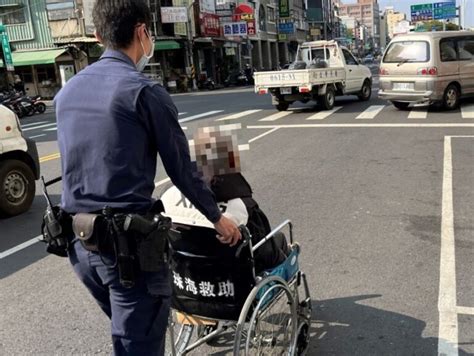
[1,74,473,355]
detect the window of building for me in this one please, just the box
[36,65,57,84]
[47,1,75,21]
[259,4,266,32]
[267,6,275,23]
[457,37,474,60]
[0,5,27,25]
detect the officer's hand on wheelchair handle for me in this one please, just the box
[214,215,242,247]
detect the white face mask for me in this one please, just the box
[136,29,154,72]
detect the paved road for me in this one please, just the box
[0,82,473,355]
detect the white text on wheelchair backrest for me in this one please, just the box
[173,271,235,298]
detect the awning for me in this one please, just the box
[154,40,181,51]
[0,49,67,67]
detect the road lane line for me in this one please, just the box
[306,107,342,120]
[461,104,474,119]
[248,127,280,143]
[44,127,57,132]
[438,136,459,356]
[456,306,474,315]
[247,123,474,128]
[0,236,42,260]
[29,134,46,139]
[23,123,57,131]
[178,112,187,116]
[178,110,224,123]
[356,105,385,119]
[215,110,262,121]
[21,121,48,128]
[259,111,292,122]
[408,109,428,119]
[40,153,61,163]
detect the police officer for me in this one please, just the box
[54,1,241,355]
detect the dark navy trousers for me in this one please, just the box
[68,240,171,355]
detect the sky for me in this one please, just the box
[344,0,474,28]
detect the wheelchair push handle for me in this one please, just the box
[235,225,252,258]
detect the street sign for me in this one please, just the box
[278,0,290,18]
[1,32,14,71]
[278,22,294,34]
[161,7,188,23]
[411,3,433,22]
[433,1,456,20]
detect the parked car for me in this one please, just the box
[254,40,372,111]
[378,31,474,110]
[0,105,40,217]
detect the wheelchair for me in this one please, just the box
[165,220,312,355]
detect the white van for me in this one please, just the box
[0,105,40,217]
[378,31,474,110]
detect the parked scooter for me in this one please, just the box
[197,77,216,90]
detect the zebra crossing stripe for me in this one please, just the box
[306,107,342,120]
[22,123,57,131]
[215,110,262,121]
[408,108,428,119]
[259,111,292,122]
[356,105,385,119]
[179,110,224,123]
[21,121,48,128]
[461,104,474,119]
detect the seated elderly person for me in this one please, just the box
[161,126,289,272]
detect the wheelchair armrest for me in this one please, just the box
[235,225,252,259]
[252,219,293,253]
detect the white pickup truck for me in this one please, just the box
[254,40,373,111]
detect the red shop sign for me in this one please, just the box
[200,13,220,37]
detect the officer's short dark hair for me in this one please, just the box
[93,0,152,49]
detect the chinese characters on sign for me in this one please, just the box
[223,22,248,36]
[173,271,236,298]
[279,0,290,18]
[0,32,14,71]
[161,7,188,23]
[278,22,294,34]
[201,13,220,37]
[410,2,456,22]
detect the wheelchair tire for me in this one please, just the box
[233,275,298,355]
[165,312,195,356]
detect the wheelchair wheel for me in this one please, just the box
[234,276,298,355]
[165,311,194,356]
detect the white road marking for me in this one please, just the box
[356,105,385,120]
[456,306,474,315]
[178,110,224,123]
[0,236,42,260]
[259,111,292,122]
[22,123,57,131]
[238,144,250,151]
[438,136,458,356]
[21,121,48,128]
[461,104,474,119]
[215,123,242,131]
[154,177,171,188]
[408,109,428,119]
[306,107,342,120]
[247,123,474,129]
[248,127,280,143]
[215,110,262,121]
[178,112,187,116]
[29,134,46,139]
[44,127,57,132]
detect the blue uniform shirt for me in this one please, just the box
[55,49,222,223]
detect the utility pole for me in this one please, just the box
[187,1,197,91]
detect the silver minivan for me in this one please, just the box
[378,31,474,110]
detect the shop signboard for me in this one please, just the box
[201,13,220,37]
[161,7,188,23]
[278,22,294,34]
[278,0,290,18]
[1,31,14,71]
[223,22,248,36]
[232,3,256,36]
[200,0,216,14]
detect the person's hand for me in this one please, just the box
[214,216,241,247]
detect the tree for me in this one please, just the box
[421,20,459,31]
[346,28,354,39]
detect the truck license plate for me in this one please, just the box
[280,87,292,95]
[393,82,414,91]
